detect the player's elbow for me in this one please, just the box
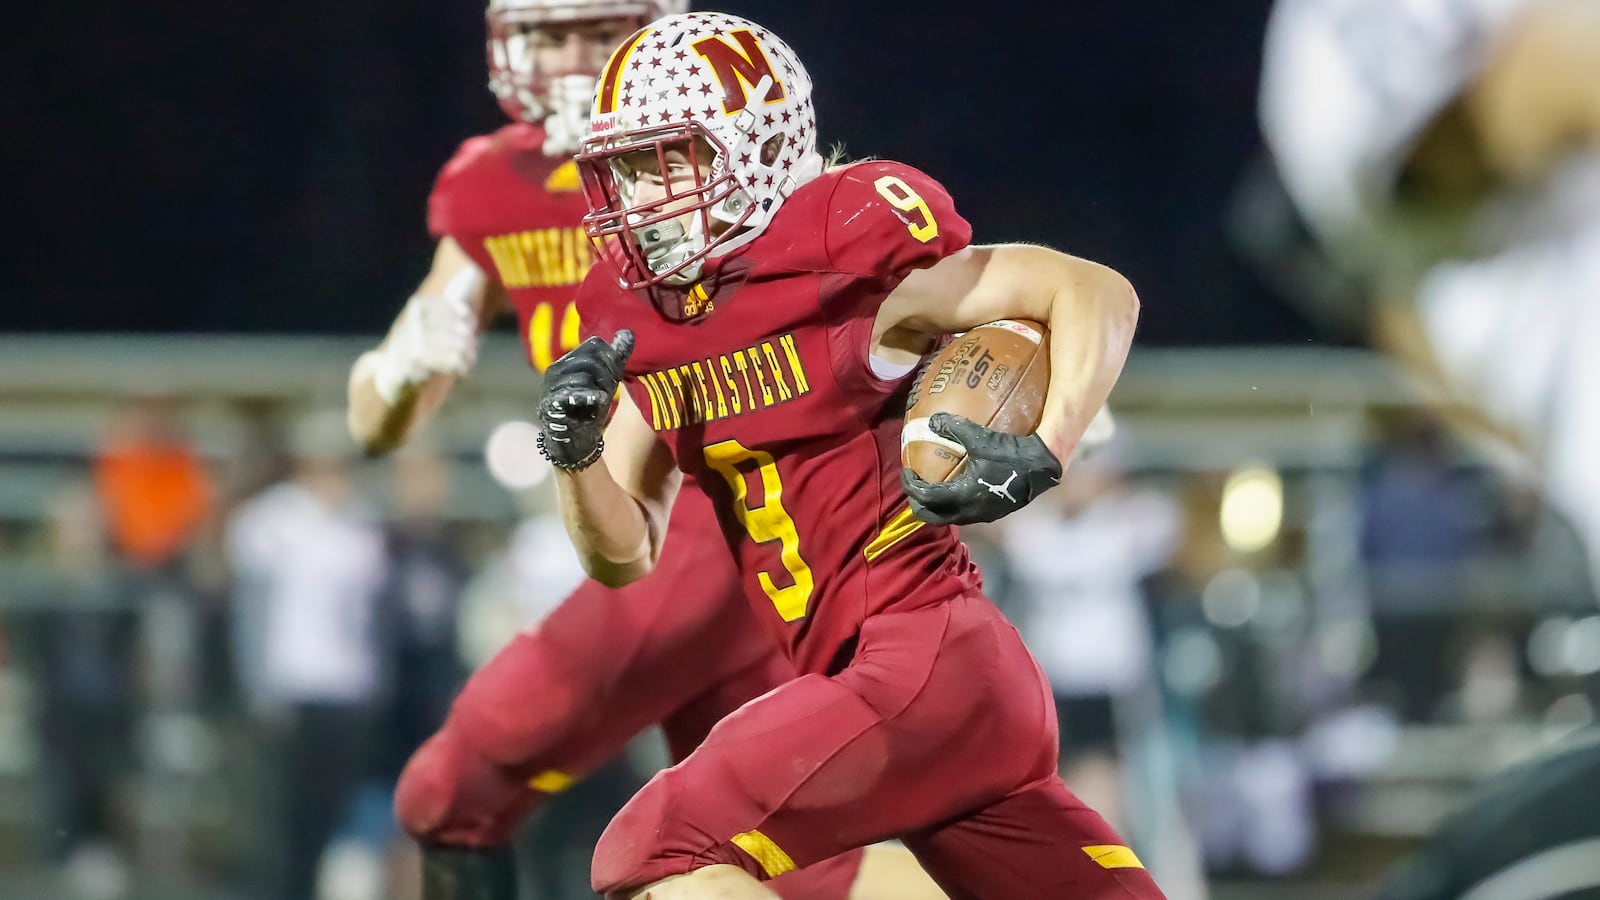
[583,555,652,589]
[1103,268,1140,334]
[1070,261,1139,340]
[590,568,641,589]
[582,527,665,588]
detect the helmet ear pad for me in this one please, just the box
[760,133,784,166]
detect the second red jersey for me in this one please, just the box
[429,122,593,373]
[577,160,984,675]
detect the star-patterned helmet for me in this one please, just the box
[486,0,688,153]
[576,12,823,289]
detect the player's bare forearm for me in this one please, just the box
[346,363,456,456]
[1033,260,1139,462]
[879,244,1139,462]
[554,463,657,587]
[549,391,681,587]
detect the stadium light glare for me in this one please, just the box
[1219,464,1283,554]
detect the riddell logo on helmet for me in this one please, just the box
[591,116,618,134]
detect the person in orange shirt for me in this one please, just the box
[92,394,214,569]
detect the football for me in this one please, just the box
[902,319,1051,482]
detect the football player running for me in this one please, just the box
[540,12,1165,900]
[1261,0,1600,897]
[348,2,943,898]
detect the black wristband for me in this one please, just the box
[536,430,605,472]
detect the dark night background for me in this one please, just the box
[8,1,1319,345]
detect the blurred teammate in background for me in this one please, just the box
[346,2,941,897]
[1260,0,1600,895]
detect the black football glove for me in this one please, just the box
[902,412,1062,525]
[536,330,634,472]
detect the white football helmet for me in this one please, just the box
[576,12,825,289]
[486,0,689,155]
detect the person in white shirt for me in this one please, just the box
[226,409,388,900]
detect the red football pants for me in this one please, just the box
[393,491,863,897]
[591,594,1166,900]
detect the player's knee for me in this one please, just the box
[592,779,744,896]
[395,729,465,841]
[394,724,525,848]
[591,784,669,895]
[451,632,593,766]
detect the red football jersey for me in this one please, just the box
[577,160,983,675]
[429,122,593,372]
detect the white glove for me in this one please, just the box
[367,266,484,403]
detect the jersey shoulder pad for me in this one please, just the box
[821,160,971,278]
[427,123,547,238]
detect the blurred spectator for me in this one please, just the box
[1360,412,1483,571]
[958,521,1020,623]
[999,450,1179,763]
[225,410,387,900]
[366,446,471,899]
[456,494,586,669]
[1143,471,1322,883]
[377,446,469,784]
[93,394,215,572]
[996,449,1208,893]
[1440,630,1525,726]
[12,484,137,899]
[1359,411,1504,722]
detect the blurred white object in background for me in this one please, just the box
[484,419,551,491]
[317,837,384,900]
